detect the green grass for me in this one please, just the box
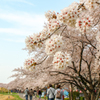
[11,94,23,100]
[0,92,24,100]
[64,98,69,100]
[37,95,45,99]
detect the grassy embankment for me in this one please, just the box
[0,92,23,100]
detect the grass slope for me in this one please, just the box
[0,93,23,100]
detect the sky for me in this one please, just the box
[0,0,79,84]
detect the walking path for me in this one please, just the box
[18,93,25,100]
[18,93,44,100]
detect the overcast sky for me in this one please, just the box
[0,0,79,84]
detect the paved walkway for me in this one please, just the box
[18,93,25,100]
[18,93,42,100]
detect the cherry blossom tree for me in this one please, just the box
[0,83,8,89]
[13,0,100,100]
[9,56,68,90]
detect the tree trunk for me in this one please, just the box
[96,88,100,100]
[91,93,96,100]
[69,84,73,100]
[84,94,90,100]
[84,93,96,100]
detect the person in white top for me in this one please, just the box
[55,85,64,100]
[24,87,29,100]
[47,84,55,100]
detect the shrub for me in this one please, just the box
[69,91,79,100]
[80,97,84,100]
[64,98,69,100]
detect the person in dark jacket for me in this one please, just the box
[38,89,42,100]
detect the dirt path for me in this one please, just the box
[0,94,15,100]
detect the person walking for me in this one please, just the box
[34,89,37,99]
[47,84,55,100]
[25,87,29,100]
[46,86,49,100]
[29,89,34,100]
[44,89,47,100]
[38,89,42,100]
[54,85,64,100]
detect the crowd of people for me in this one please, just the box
[24,88,37,100]
[24,84,64,100]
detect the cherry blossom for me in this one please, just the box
[85,0,100,11]
[96,31,100,42]
[47,19,61,33]
[24,57,36,71]
[8,0,100,99]
[25,34,43,51]
[45,10,57,21]
[45,35,64,55]
[57,2,80,27]
[52,51,71,69]
[76,16,93,33]
[39,28,51,40]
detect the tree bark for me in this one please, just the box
[96,73,100,100]
[69,84,73,100]
[91,93,96,100]
[83,92,96,100]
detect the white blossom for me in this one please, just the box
[96,31,100,43]
[24,57,36,71]
[85,0,100,11]
[52,51,71,69]
[47,19,61,33]
[95,31,100,69]
[76,16,93,33]
[39,28,51,40]
[25,34,44,51]
[45,35,64,55]
[45,10,57,21]
[57,2,80,27]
